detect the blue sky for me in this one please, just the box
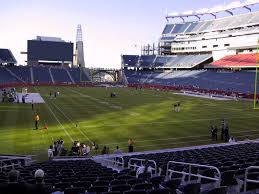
[0,0,254,68]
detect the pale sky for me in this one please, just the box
[0,0,257,68]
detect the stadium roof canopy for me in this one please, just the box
[166,0,259,21]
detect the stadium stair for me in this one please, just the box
[4,66,25,83]
[30,66,34,84]
[66,68,75,84]
[49,67,55,84]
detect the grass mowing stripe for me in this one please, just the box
[48,98,93,144]
[36,89,74,142]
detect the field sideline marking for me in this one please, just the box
[37,89,74,142]
[49,99,93,144]
[97,128,259,146]
[79,114,259,129]
[108,134,259,150]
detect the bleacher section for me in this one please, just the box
[209,53,257,68]
[0,49,17,64]
[122,54,212,68]
[125,70,257,94]
[0,66,20,84]
[162,11,259,35]
[122,55,140,67]
[51,68,71,83]
[2,143,259,194]
[67,68,91,83]
[0,66,91,85]
[33,66,53,84]
[5,66,31,83]
[107,142,259,194]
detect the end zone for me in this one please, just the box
[17,93,45,104]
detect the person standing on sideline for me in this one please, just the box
[34,113,40,129]
[128,138,134,153]
[31,100,34,110]
[225,124,230,142]
[48,146,53,160]
[113,146,123,154]
[221,119,225,140]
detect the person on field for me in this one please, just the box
[48,146,53,160]
[225,124,230,142]
[82,144,91,156]
[221,119,225,140]
[34,114,40,129]
[31,100,34,110]
[210,125,214,140]
[128,138,134,152]
[113,146,123,154]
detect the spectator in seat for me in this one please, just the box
[28,169,52,194]
[101,146,108,155]
[136,160,153,179]
[0,170,28,194]
[113,146,123,154]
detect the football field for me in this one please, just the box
[0,86,258,160]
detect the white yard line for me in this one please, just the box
[35,88,74,142]
[66,87,139,115]
[49,100,93,144]
[44,100,74,142]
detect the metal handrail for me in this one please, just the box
[0,160,21,172]
[128,158,157,176]
[166,161,221,186]
[244,166,259,192]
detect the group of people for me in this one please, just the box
[1,88,17,103]
[47,138,135,159]
[210,119,230,142]
[48,139,66,160]
[49,91,59,99]
[173,101,181,112]
[70,141,91,156]
[110,92,117,98]
[0,169,51,194]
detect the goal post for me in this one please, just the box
[253,39,259,109]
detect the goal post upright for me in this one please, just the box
[254,39,259,109]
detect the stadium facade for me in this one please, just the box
[123,0,259,70]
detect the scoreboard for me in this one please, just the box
[27,40,73,62]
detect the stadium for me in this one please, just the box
[0,0,259,194]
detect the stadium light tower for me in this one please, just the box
[75,24,85,67]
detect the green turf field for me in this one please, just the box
[0,86,258,160]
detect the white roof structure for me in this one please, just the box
[36,36,65,42]
[166,0,259,21]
